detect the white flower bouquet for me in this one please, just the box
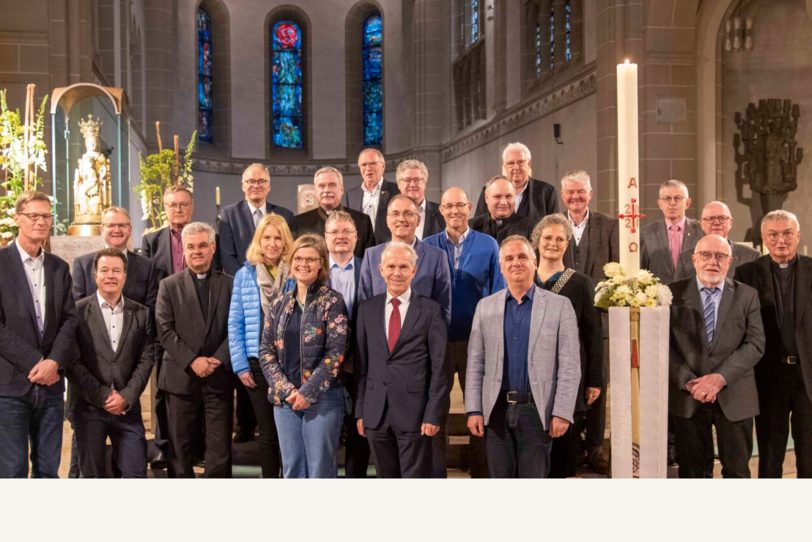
[594,262,673,309]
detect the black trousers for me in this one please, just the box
[756,363,812,478]
[243,358,281,477]
[235,375,257,436]
[674,402,753,478]
[485,393,553,478]
[366,404,432,478]
[549,411,586,478]
[166,385,233,478]
[74,403,148,478]
[342,372,370,478]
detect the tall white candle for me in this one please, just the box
[617,59,642,273]
[215,186,221,206]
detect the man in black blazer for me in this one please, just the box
[156,222,234,477]
[395,159,444,240]
[669,235,765,478]
[69,248,156,477]
[0,192,77,478]
[735,210,812,478]
[470,176,535,242]
[291,166,375,258]
[218,163,293,277]
[141,185,197,278]
[355,241,450,478]
[474,142,561,223]
[324,211,368,477]
[342,148,398,244]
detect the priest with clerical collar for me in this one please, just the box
[469,175,534,243]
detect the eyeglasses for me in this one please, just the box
[503,160,528,168]
[166,202,192,210]
[659,195,686,204]
[292,256,320,265]
[399,177,425,185]
[701,215,731,224]
[695,251,731,263]
[243,178,269,187]
[18,212,53,223]
[103,222,131,229]
[764,230,797,242]
[387,211,418,219]
[440,203,470,211]
[325,229,357,236]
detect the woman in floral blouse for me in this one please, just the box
[259,233,349,478]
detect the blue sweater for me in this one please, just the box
[423,229,504,341]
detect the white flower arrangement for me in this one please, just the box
[594,262,673,309]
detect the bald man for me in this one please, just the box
[469,176,535,243]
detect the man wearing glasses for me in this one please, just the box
[674,201,759,281]
[142,185,202,277]
[668,234,764,478]
[735,210,812,478]
[640,179,703,284]
[343,148,398,244]
[395,159,444,240]
[0,192,77,477]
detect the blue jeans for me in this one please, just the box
[0,387,64,478]
[274,386,344,478]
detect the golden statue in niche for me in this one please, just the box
[68,114,112,236]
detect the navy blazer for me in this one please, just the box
[71,249,163,312]
[358,240,452,323]
[218,200,294,276]
[0,244,77,396]
[354,293,450,432]
[342,179,399,244]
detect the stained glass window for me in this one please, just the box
[271,21,303,149]
[363,14,383,146]
[534,22,542,79]
[471,0,480,44]
[565,1,572,62]
[549,6,556,70]
[197,9,213,142]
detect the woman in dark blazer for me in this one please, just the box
[531,213,604,478]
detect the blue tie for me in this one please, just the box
[701,287,719,343]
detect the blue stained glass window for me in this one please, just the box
[565,1,572,62]
[271,21,303,149]
[362,14,383,146]
[549,6,556,70]
[471,0,480,44]
[197,9,213,142]
[535,22,542,79]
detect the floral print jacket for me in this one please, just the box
[259,281,348,405]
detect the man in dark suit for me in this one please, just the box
[674,201,759,281]
[359,195,452,324]
[342,148,398,244]
[156,222,234,477]
[0,191,77,478]
[474,142,561,223]
[355,241,450,477]
[219,162,294,277]
[291,166,375,258]
[735,210,812,478]
[395,159,444,240]
[559,169,619,474]
[69,248,156,477]
[141,185,196,278]
[470,176,535,243]
[324,211,368,477]
[669,234,765,478]
[640,179,703,284]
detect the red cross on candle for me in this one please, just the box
[618,198,646,234]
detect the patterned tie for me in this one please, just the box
[387,298,401,352]
[668,224,681,269]
[701,287,719,343]
[253,208,263,228]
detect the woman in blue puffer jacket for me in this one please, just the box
[228,213,294,477]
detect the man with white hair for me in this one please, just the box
[343,148,398,244]
[291,166,375,257]
[735,210,812,478]
[674,201,759,281]
[474,142,561,223]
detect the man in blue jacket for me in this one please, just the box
[424,187,504,477]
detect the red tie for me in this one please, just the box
[388,298,401,352]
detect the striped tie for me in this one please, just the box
[701,287,719,343]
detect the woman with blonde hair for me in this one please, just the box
[228,213,293,477]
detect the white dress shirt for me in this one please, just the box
[16,239,45,334]
[384,288,412,343]
[97,291,125,353]
[514,182,528,212]
[415,200,427,240]
[361,178,384,231]
[568,210,590,246]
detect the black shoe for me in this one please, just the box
[149,450,167,470]
[587,449,610,475]
[233,431,254,443]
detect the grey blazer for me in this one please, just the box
[563,210,620,285]
[465,286,581,428]
[668,277,765,422]
[640,217,703,284]
[674,240,760,282]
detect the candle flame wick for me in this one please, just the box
[624,58,630,64]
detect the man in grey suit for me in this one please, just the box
[674,201,759,281]
[465,235,581,477]
[69,248,156,477]
[156,222,234,477]
[342,148,398,244]
[669,234,765,478]
[640,179,703,284]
